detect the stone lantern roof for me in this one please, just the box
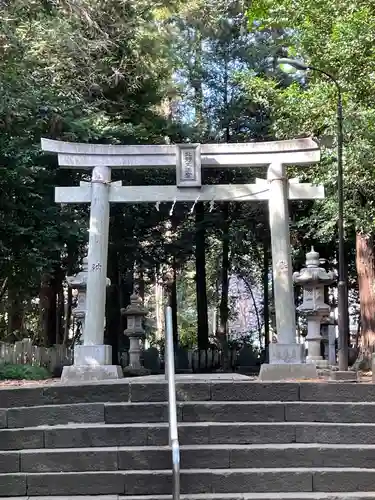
[293,247,336,286]
[66,257,89,289]
[121,293,148,317]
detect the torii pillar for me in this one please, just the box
[64,164,122,382]
[258,164,317,381]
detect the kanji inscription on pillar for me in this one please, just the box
[176,144,202,188]
[183,150,194,179]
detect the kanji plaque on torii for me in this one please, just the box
[42,137,323,382]
[176,144,201,187]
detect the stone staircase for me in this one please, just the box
[1,378,375,499]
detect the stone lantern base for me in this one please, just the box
[306,356,329,369]
[61,345,123,383]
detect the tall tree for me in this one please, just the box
[0,0,187,343]
[245,0,375,365]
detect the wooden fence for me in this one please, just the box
[0,340,260,376]
[0,339,73,373]
[121,345,260,374]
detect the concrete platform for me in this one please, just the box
[129,373,250,383]
[12,495,375,500]
[61,365,123,383]
[59,372,250,385]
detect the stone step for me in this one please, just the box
[105,401,375,425]
[3,400,375,429]
[10,495,375,500]
[3,380,375,409]
[119,496,375,500]
[4,421,375,451]
[42,422,295,449]
[3,468,375,496]
[40,422,375,447]
[0,381,300,408]
[2,444,375,473]
[3,403,105,429]
[0,402,296,429]
[105,402,288,424]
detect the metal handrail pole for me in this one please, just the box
[165,333,168,381]
[165,305,180,500]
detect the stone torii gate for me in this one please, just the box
[41,138,323,381]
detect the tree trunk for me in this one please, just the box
[214,254,221,336]
[217,55,232,365]
[48,280,57,347]
[355,232,375,370]
[192,29,204,131]
[39,274,48,344]
[138,267,145,301]
[53,267,64,345]
[242,277,262,345]
[171,216,178,346]
[56,283,64,345]
[218,203,230,338]
[106,247,122,364]
[0,277,8,303]
[39,273,57,347]
[217,203,230,368]
[7,285,24,340]
[263,237,270,355]
[195,202,209,349]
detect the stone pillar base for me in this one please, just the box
[61,364,123,382]
[74,344,112,365]
[61,344,123,382]
[269,343,305,364]
[259,343,317,381]
[259,363,317,381]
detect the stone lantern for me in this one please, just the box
[121,293,148,370]
[293,247,335,367]
[67,256,89,334]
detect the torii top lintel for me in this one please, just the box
[41,138,320,169]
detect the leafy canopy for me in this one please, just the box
[245,0,375,235]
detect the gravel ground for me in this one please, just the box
[0,378,58,387]
[0,372,370,388]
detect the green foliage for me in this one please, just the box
[0,363,51,381]
[244,0,375,236]
[0,0,274,351]
[242,0,375,347]
[0,0,190,341]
